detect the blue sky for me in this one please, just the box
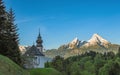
[4,0,120,49]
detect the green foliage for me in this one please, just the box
[99,59,120,75]
[29,68,61,75]
[0,55,29,75]
[0,0,22,66]
[45,61,51,68]
[45,44,119,58]
[6,8,21,65]
[94,54,106,75]
[51,56,64,72]
[116,47,120,57]
[48,48,120,75]
[0,0,7,55]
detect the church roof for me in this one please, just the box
[24,45,44,56]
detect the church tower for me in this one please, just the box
[36,30,43,52]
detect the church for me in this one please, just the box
[23,31,52,68]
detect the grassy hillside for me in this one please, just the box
[0,54,61,75]
[0,55,30,75]
[29,68,61,75]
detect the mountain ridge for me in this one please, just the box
[83,33,110,48]
[45,34,119,58]
[59,33,111,49]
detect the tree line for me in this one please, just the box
[0,0,21,65]
[45,48,120,75]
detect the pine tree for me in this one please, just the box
[0,0,8,55]
[116,47,120,57]
[0,0,22,65]
[6,8,22,65]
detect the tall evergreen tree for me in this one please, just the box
[0,0,8,55]
[0,0,21,65]
[116,47,120,57]
[6,8,22,65]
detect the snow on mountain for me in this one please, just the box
[83,33,110,47]
[67,34,109,49]
[19,45,27,54]
[67,37,87,49]
[58,33,110,49]
[70,37,79,44]
[79,40,87,46]
[68,37,80,49]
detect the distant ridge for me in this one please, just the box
[83,33,110,48]
[59,33,110,49]
[45,33,119,58]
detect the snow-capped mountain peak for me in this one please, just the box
[84,33,110,47]
[68,37,80,49]
[58,33,111,49]
[89,33,109,43]
[19,45,27,54]
[70,37,79,44]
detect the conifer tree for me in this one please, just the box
[0,0,8,55]
[116,47,120,57]
[6,8,22,65]
[0,0,22,65]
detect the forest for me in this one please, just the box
[45,48,120,75]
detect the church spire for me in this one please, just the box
[38,28,41,38]
[36,29,43,52]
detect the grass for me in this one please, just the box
[29,68,61,75]
[0,54,61,75]
[0,55,30,75]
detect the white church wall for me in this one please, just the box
[28,56,52,68]
[38,56,52,68]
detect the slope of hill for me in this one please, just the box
[29,68,61,75]
[0,55,30,75]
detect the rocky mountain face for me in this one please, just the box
[45,34,119,58]
[19,45,31,54]
[67,37,87,49]
[83,34,110,48]
[68,37,80,49]
[59,33,111,49]
[19,46,26,54]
